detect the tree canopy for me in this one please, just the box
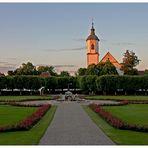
[77,61,118,76]
[121,50,140,75]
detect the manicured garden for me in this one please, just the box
[103,104,148,126]
[0,105,57,145]
[84,106,148,145]
[85,95,148,101]
[84,103,148,145]
[0,105,37,126]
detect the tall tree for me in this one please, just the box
[121,50,140,75]
[14,62,37,75]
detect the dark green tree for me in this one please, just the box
[0,76,7,95]
[86,64,98,75]
[45,76,58,93]
[37,65,57,76]
[121,50,140,75]
[14,62,37,75]
[59,71,70,77]
[77,68,87,76]
[100,60,118,75]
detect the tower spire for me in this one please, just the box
[91,19,95,35]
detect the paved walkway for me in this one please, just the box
[39,101,115,145]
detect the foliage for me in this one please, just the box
[79,75,97,93]
[121,50,140,75]
[7,62,58,76]
[14,62,37,75]
[59,71,70,77]
[57,77,69,90]
[37,65,57,76]
[144,69,148,75]
[77,68,87,76]
[77,61,118,76]
[45,76,58,92]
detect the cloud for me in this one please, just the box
[45,46,86,52]
[53,65,77,68]
[0,61,17,74]
[0,66,15,74]
[111,42,135,46]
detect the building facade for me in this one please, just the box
[86,23,122,73]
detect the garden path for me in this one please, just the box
[39,97,115,145]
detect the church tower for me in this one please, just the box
[86,22,100,66]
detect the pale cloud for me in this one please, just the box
[111,42,135,46]
[0,61,17,74]
[44,46,86,52]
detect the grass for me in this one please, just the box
[0,95,52,101]
[85,95,148,101]
[103,104,148,126]
[0,105,37,126]
[0,106,57,145]
[84,106,148,145]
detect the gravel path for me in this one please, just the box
[39,101,115,145]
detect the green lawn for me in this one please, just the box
[84,106,148,145]
[0,106,57,145]
[0,105,37,126]
[0,95,52,101]
[85,95,148,100]
[103,104,148,126]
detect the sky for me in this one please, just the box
[0,3,148,74]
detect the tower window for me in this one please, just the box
[91,44,94,49]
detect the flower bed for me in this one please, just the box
[100,100,129,106]
[0,104,51,132]
[89,103,148,132]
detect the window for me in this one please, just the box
[91,44,94,49]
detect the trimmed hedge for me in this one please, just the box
[0,75,148,95]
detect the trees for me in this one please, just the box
[77,61,118,76]
[14,62,37,75]
[0,76,7,95]
[59,71,70,77]
[79,75,97,94]
[7,62,58,76]
[99,60,118,75]
[45,76,58,93]
[37,65,57,76]
[121,50,140,75]
[77,68,87,76]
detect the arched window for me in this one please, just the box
[91,44,94,49]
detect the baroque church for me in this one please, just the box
[86,22,123,74]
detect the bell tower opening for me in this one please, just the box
[86,22,100,67]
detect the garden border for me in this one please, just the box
[89,102,148,133]
[0,103,51,132]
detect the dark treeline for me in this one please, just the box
[0,75,148,95]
